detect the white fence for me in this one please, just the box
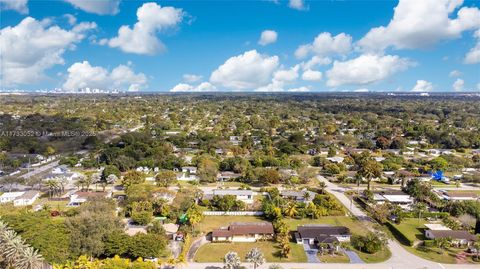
[203,211,264,216]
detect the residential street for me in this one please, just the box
[19,159,59,180]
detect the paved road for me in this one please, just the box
[20,159,59,179]
[175,262,476,269]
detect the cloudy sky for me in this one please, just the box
[1,0,479,92]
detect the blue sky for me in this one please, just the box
[1,0,479,92]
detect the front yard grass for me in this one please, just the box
[390,218,427,243]
[353,247,392,263]
[405,245,460,264]
[194,241,307,263]
[318,252,350,263]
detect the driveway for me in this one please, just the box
[169,240,182,259]
[302,243,320,263]
[343,249,363,263]
[187,236,209,262]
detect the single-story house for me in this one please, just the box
[0,191,24,203]
[434,190,479,201]
[0,191,40,206]
[217,171,242,181]
[13,191,40,206]
[203,189,255,204]
[295,225,351,246]
[68,191,111,206]
[326,156,344,163]
[212,222,274,242]
[424,223,450,231]
[177,167,199,181]
[51,165,69,174]
[281,189,316,203]
[425,230,477,246]
[373,190,414,209]
[182,166,197,175]
[229,136,242,146]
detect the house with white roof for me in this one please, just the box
[203,189,255,204]
[372,190,414,210]
[13,191,40,206]
[0,191,40,206]
[326,156,344,163]
[177,166,199,181]
[0,192,24,203]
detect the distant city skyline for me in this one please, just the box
[1,0,479,92]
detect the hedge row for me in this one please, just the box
[400,212,449,219]
[385,221,414,246]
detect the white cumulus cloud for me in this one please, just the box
[411,80,433,92]
[169,82,216,92]
[358,0,480,52]
[259,30,278,46]
[64,0,120,15]
[182,74,203,83]
[289,0,307,11]
[449,70,462,77]
[453,78,464,91]
[326,54,413,87]
[106,2,184,55]
[0,0,28,14]
[210,50,279,90]
[256,65,300,92]
[464,30,480,64]
[300,56,332,70]
[63,61,147,91]
[0,17,96,87]
[288,86,311,92]
[295,32,352,59]
[302,69,322,81]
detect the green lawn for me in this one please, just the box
[318,252,350,263]
[197,215,367,236]
[404,246,461,264]
[353,247,392,263]
[194,241,307,263]
[197,215,263,234]
[391,218,427,243]
[283,217,367,236]
[33,198,69,211]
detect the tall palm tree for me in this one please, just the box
[358,159,382,191]
[303,191,311,201]
[283,202,298,218]
[44,180,59,198]
[318,181,327,194]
